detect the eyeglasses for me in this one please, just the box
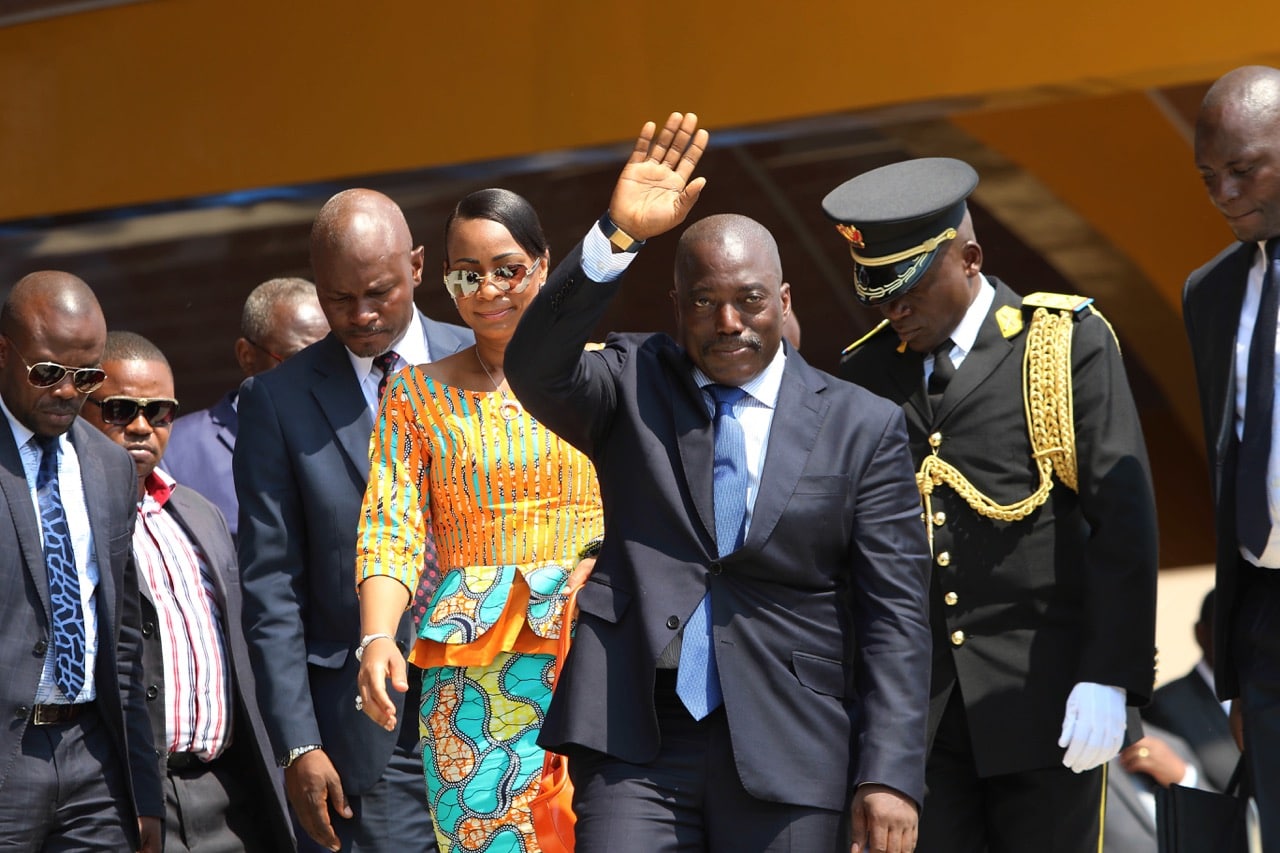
[443,257,542,299]
[2,336,106,394]
[86,396,180,427]
[243,336,284,364]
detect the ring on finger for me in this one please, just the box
[354,694,364,711]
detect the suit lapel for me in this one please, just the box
[209,392,238,454]
[1205,246,1253,463]
[933,281,1019,425]
[885,347,930,424]
[310,336,376,474]
[746,353,827,549]
[71,423,118,626]
[165,488,230,608]
[662,347,717,546]
[0,424,51,619]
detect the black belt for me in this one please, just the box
[29,703,90,726]
[167,751,215,772]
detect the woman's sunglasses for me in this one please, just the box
[86,396,180,427]
[3,336,107,394]
[443,257,542,299]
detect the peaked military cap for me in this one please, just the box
[822,157,979,306]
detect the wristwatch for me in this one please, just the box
[355,632,395,662]
[279,744,321,768]
[598,212,645,253]
[577,536,604,561]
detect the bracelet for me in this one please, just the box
[279,743,322,768]
[577,536,604,561]
[355,632,395,662]
[598,212,645,253]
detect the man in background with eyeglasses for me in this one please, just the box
[81,330,294,852]
[0,272,162,851]
[163,277,329,541]
[235,189,472,852]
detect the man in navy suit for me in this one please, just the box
[0,272,162,851]
[163,277,328,538]
[235,189,473,852]
[508,113,932,853]
[83,331,293,852]
[1183,65,1280,848]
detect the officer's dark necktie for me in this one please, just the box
[34,434,86,699]
[1238,239,1280,556]
[678,384,748,720]
[928,339,957,413]
[373,350,400,401]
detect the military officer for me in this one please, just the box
[828,158,1158,853]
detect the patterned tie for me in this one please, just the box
[928,338,956,414]
[34,435,86,699]
[1238,240,1280,555]
[678,384,748,719]
[373,350,400,401]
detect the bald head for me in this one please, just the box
[0,271,108,437]
[307,189,424,358]
[1195,65,1280,242]
[670,214,791,386]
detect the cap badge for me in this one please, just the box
[835,224,865,248]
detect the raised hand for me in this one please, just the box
[608,112,709,242]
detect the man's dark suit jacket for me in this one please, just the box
[1183,242,1266,701]
[235,312,472,793]
[507,244,934,810]
[1102,724,1202,853]
[0,418,163,842]
[163,390,238,537]
[841,278,1159,777]
[138,482,292,848]
[1145,669,1237,792]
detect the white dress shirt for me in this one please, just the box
[347,309,434,412]
[925,274,996,385]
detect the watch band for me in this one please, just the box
[577,535,604,561]
[279,743,322,768]
[598,212,645,253]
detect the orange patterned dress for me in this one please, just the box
[357,367,602,853]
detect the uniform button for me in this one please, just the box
[14,705,29,719]
[666,616,680,630]
[951,630,966,647]
[944,591,959,606]
[142,621,155,638]
[933,512,947,527]
[146,685,160,701]
[936,551,951,567]
[709,562,723,576]
[929,432,943,448]
[33,640,47,655]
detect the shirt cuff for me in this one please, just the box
[581,224,637,282]
[1179,763,1199,789]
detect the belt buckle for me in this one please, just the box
[30,704,75,726]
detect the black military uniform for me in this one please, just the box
[826,158,1159,853]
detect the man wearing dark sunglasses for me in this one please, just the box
[83,331,293,852]
[0,272,162,851]
[235,189,472,853]
[162,277,329,541]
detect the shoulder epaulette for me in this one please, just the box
[1022,292,1094,315]
[841,319,892,355]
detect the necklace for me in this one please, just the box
[475,349,522,421]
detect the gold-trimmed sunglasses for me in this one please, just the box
[86,395,180,427]
[3,336,106,394]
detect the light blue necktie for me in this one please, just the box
[34,435,86,699]
[678,384,748,719]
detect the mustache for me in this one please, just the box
[41,402,82,417]
[702,334,762,355]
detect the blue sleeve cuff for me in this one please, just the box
[581,224,637,282]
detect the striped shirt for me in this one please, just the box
[133,470,232,759]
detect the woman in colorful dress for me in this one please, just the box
[354,188,602,853]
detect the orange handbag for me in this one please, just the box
[530,584,580,853]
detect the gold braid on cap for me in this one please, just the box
[851,227,958,267]
[915,307,1079,552]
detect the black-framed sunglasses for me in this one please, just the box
[86,396,180,427]
[443,257,542,299]
[243,336,284,364]
[2,335,106,394]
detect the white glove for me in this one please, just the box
[1057,681,1126,773]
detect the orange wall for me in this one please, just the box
[2,0,1280,220]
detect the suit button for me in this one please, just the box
[14,705,29,719]
[944,592,959,606]
[142,621,155,638]
[936,551,951,567]
[929,432,943,448]
[33,640,47,656]
[932,512,946,527]
[666,616,680,630]
[951,630,966,647]
[146,685,160,701]
[709,562,723,576]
